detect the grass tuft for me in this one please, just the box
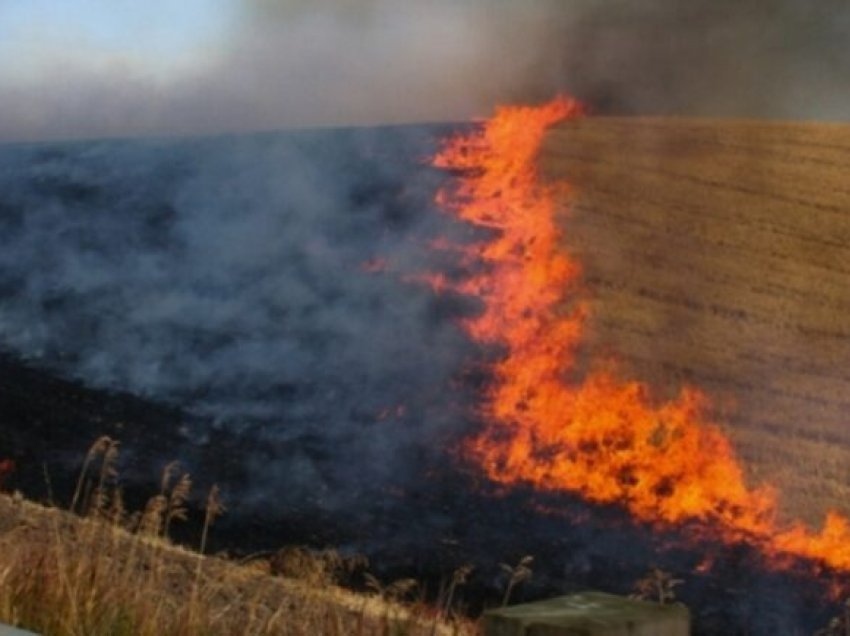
[0,442,478,636]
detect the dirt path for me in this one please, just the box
[542,117,850,524]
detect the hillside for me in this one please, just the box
[0,486,474,636]
[542,117,850,524]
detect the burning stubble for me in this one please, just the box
[430,98,850,580]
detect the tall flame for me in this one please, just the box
[432,97,850,574]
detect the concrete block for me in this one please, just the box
[483,591,689,636]
[0,624,39,636]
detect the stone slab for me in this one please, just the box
[483,591,689,636]
[0,624,38,636]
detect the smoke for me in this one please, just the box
[551,0,850,119]
[0,125,480,509]
[1,0,848,142]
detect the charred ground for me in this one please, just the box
[1,118,849,635]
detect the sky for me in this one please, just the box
[0,1,233,82]
[0,0,848,141]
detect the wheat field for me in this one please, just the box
[541,117,850,525]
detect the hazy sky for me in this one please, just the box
[0,0,848,141]
[0,1,233,81]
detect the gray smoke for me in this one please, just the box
[551,0,850,119]
[0,126,478,508]
[1,0,848,142]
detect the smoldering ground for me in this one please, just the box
[0,124,485,511]
[0,128,845,636]
[1,0,849,142]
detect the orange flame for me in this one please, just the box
[432,97,850,574]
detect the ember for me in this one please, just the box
[0,458,13,492]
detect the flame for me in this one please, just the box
[432,97,850,574]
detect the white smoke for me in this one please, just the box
[0,125,480,507]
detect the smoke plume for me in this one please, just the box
[0,125,480,509]
[1,0,848,141]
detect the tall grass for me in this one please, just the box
[0,437,476,636]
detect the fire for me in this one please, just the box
[360,257,389,274]
[432,97,850,574]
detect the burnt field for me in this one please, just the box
[1,116,849,634]
[543,117,850,525]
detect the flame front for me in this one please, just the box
[432,97,850,574]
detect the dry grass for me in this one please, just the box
[0,437,477,636]
[541,117,850,524]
